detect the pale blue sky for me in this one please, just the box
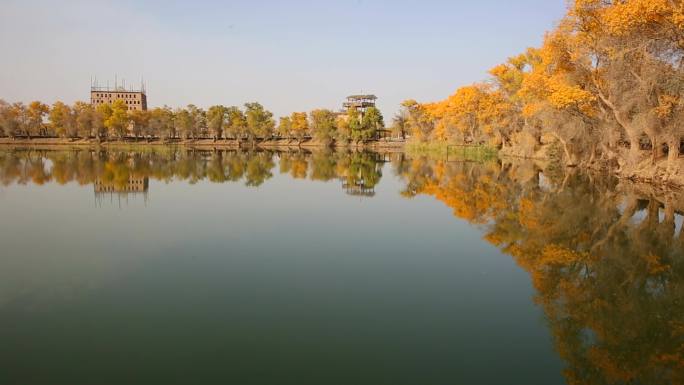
[0,0,566,118]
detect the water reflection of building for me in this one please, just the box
[338,152,387,198]
[341,179,376,197]
[94,177,149,206]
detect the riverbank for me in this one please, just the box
[404,139,684,189]
[3,137,683,188]
[498,137,684,188]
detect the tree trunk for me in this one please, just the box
[661,197,676,239]
[650,134,662,164]
[627,131,642,166]
[582,141,595,167]
[642,199,660,229]
[667,135,680,174]
[553,134,578,167]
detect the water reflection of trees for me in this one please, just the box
[398,156,684,385]
[4,148,680,382]
[0,148,387,195]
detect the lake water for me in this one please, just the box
[0,148,681,385]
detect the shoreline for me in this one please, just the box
[2,137,683,188]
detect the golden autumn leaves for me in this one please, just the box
[401,0,684,179]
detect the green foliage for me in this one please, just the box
[103,100,130,140]
[207,105,228,140]
[244,102,275,141]
[0,98,395,148]
[73,102,96,138]
[226,106,246,139]
[309,109,337,145]
[405,141,498,161]
[277,116,292,138]
[48,101,74,138]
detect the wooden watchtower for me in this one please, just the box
[343,95,377,114]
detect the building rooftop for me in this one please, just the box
[346,94,377,100]
[91,86,146,94]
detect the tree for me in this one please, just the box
[391,109,408,139]
[73,102,95,139]
[0,100,21,138]
[94,103,112,140]
[207,105,228,141]
[48,101,75,138]
[277,116,292,139]
[175,108,193,140]
[395,0,684,178]
[359,106,384,141]
[149,107,175,141]
[402,100,434,142]
[225,106,246,140]
[104,100,129,140]
[244,102,275,142]
[26,101,49,138]
[335,115,351,143]
[187,104,206,139]
[309,109,337,145]
[290,112,309,143]
[129,109,149,139]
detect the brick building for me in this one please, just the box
[90,86,147,111]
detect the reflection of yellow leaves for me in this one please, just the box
[672,321,684,337]
[518,198,540,229]
[484,231,503,246]
[587,347,635,383]
[290,160,308,179]
[563,369,583,385]
[657,350,684,367]
[643,253,670,275]
[539,244,588,267]
[504,243,525,261]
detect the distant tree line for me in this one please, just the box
[0,99,384,145]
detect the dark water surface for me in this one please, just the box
[0,148,681,384]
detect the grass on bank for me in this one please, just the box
[405,141,498,162]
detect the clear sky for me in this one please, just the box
[0,0,566,118]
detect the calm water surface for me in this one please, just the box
[0,148,681,384]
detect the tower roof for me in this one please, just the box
[346,94,377,100]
